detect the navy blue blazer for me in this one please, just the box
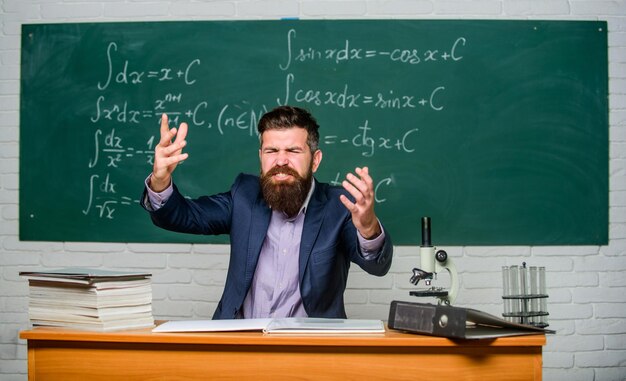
[142,173,393,319]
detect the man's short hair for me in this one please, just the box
[258,106,320,152]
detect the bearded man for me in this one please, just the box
[142,106,393,319]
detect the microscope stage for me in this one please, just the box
[410,290,449,297]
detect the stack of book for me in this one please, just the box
[20,268,154,332]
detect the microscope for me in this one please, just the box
[409,217,459,305]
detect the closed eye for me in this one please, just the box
[262,147,305,155]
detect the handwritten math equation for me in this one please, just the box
[82,29,468,219]
[279,29,466,70]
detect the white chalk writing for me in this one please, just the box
[82,29,468,219]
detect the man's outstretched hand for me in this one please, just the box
[339,167,381,240]
[149,113,189,192]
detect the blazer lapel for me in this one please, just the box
[245,194,271,287]
[299,180,327,281]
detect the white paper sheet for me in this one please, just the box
[153,318,272,333]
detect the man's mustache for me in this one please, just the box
[265,165,301,178]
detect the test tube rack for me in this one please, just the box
[501,262,549,328]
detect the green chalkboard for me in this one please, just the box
[20,20,608,245]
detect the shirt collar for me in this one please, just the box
[301,178,315,214]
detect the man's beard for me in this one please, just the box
[260,165,312,218]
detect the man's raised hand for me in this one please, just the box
[339,167,382,240]
[149,113,189,192]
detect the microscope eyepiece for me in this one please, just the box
[421,216,432,247]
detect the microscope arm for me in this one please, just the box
[435,258,459,305]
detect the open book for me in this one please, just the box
[153,317,385,334]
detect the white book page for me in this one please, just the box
[152,318,272,333]
[264,318,385,334]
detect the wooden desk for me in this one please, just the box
[20,324,545,380]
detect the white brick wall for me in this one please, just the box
[1,1,625,380]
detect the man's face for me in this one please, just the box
[259,127,322,181]
[259,127,322,217]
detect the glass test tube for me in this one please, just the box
[509,265,520,323]
[520,265,529,324]
[529,266,539,325]
[520,265,527,295]
[539,266,548,326]
[502,266,511,321]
